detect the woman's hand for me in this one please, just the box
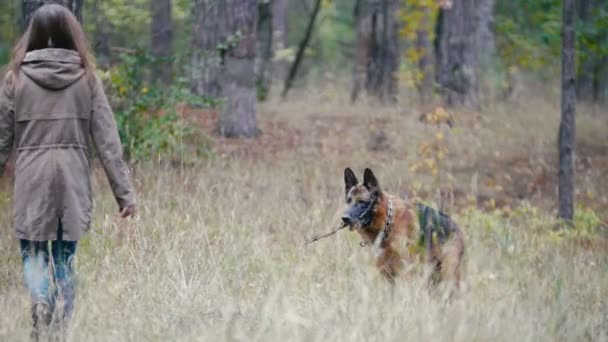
[119,205,136,218]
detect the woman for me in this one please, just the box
[0,4,136,338]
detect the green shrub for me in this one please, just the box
[101,50,218,163]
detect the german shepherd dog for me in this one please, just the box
[342,168,465,290]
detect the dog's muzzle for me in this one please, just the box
[342,200,375,229]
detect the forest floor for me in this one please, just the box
[186,88,608,221]
[1,89,607,341]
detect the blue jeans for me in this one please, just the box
[20,223,77,320]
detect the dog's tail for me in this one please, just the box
[416,203,462,257]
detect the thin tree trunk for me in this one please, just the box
[150,0,173,85]
[416,5,434,105]
[433,8,443,87]
[475,0,495,102]
[476,0,495,69]
[597,56,608,105]
[364,2,381,97]
[255,1,273,101]
[217,0,258,137]
[93,0,111,67]
[271,0,288,81]
[383,0,399,104]
[66,0,82,23]
[351,0,368,103]
[558,0,576,222]
[437,0,479,108]
[282,0,322,99]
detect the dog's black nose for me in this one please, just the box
[341,216,352,225]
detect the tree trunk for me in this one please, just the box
[376,0,399,104]
[271,0,288,81]
[351,0,399,104]
[558,0,576,223]
[217,0,258,138]
[437,0,479,108]
[282,0,322,99]
[93,0,112,67]
[22,0,82,29]
[191,0,226,98]
[416,5,434,105]
[150,0,173,85]
[23,0,42,29]
[351,0,366,103]
[66,0,82,23]
[597,56,608,105]
[255,1,273,101]
[476,0,495,69]
[191,0,258,137]
[433,7,443,87]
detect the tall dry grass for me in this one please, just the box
[1,91,607,341]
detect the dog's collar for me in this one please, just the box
[372,197,393,249]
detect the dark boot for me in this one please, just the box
[31,301,52,342]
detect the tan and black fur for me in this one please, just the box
[342,168,465,289]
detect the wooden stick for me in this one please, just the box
[304,223,348,245]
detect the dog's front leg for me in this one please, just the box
[376,248,400,295]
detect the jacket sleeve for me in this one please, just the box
[0,75,15,177]
[90,76,136,209]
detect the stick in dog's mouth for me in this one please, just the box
[349,222,364,231]
[304,222,348,245]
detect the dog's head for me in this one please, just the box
[342,168,381,229]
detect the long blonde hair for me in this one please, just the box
[5,4,95,82]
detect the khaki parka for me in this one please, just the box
[0,48,135,241]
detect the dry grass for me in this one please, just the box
[1,90,608,341]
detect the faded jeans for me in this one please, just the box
[19,223,77,320]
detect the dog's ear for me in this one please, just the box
[344,168,358,195]
[363,168,379,191]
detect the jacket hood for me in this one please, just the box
[21,49,85,90]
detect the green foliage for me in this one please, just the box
[315,0,355,70]
[256,79,269,101]
[495,0,607,78]
[574,205,603,232]
[577,5,608,73]
[83,0,195,73]
[287,0,356,80]
[554,205,606,242]
[0,0,18,67]
[89,0,150,49]
[102,51,217,163]
[399,0,439,87]
[495,0,562,74]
